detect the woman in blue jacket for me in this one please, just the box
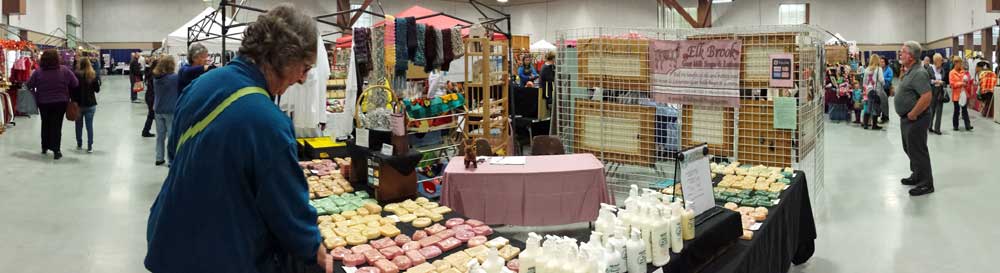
[144,4,331,273]
[518,55,539,87]
[151,55,179,166]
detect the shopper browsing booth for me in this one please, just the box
[144,4,330,273]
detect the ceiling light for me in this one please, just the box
[713,0,733,3]
[497,0,508,3]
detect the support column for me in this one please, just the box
[984,28,994,64]
[953,36,960,58]
[965,32,975,58]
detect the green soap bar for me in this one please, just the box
[741,190,753,196]
[714,193,725,201]
[354,192,370,198]
[721,191,736,197]
[333,199,348,206]
[779,178,791,184]
[315,207,328,215]
[362,199,377,205]
[737,193,751,199]
[726,197,742,204]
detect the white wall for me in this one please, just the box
[507,0,659,43]
[925,0,996,43]
[712,0,926,44]
[8,0,83,36]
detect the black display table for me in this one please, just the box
[698,170,817,273]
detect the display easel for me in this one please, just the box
[673,143,723,225]
[463,37,511,155]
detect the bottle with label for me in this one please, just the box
[669,204,684,253]
[636,204,655,258]
[625,228,648,273]
[650,205,672,267]
[540,236,558,273]
[607,225,628,267]
[559,238,579,273]
[596,203,618,244]
[601,236,625,273]
[519,233,542,273]
[682,205,696,240]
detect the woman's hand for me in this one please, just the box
[317,244,332,273]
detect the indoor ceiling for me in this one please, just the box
[439,0,554,6]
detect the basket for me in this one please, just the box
[355,81,400,132]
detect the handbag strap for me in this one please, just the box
[175,86,268,153]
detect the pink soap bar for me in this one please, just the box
[394,234,412,246]
[401,241,422,252]
[418,236,442,248]
[434,229,456,240]
[445,218,465,228]
[467,236,488,247]
[392,256,413,270]
[358,267,382,273]
[379,246,404,260]
[331,247,352,261]
[405,250,426,265]
[425,224,447,235]
[466,219,485,227]
[364,249,386,264]
[352,244,375,254]
[371,238,396,250]
[435,237,462,252]
[374,259,400,273]
[473,226,494,236]
[418,246,443,259]
[343,253,366,267]
[451,224,473,232]
[412,230,429,241]
[455,230,475,242]
[507,259,520,272]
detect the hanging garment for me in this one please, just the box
[435,28,444,70]
[424,26,438,73]
[395,17,410,74]
[16,84,38,115]
[451,26,465,59]
[331,45,359,139]
[354,28,372,81]
[371,27,387,83]
[414,24,427,67]
[406,17,417,61]
[385,15,396,75]
[441,29,454,71]
[280,32,331,135]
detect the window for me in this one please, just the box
[778,4,808,25]
[351,4,374,28]
[658,4,696,29]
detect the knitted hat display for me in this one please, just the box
[451,26,465,59]
[394,17,409,74]
[414,24,427,67]
[371,27,386,82]
[424,26,438,73]
[441,28,454,71]
[353,27,372,80]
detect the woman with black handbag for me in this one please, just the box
[928,54,949,135]
[27,49,79,160]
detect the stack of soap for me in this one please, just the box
[384,198,452,227]
[309,192,378,216]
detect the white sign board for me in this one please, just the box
[681,155,715,216]
[356,128,369,148]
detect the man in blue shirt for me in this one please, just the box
[145,4,329,273]
[178,43,216,95]
[881,57,894,123]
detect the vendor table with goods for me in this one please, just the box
[440,153,614,226]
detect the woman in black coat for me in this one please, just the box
[141,56,158,138]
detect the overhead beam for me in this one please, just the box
[348,0,374,29]
[697,0,712,28]
[661,0,700,28]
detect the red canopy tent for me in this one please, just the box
[336,5,505,48]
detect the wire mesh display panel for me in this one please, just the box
[554,26,828,205]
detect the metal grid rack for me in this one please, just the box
[553,25,828,205]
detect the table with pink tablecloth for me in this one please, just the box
[440,153,614,226]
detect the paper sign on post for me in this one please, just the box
[773,97,797,130]
[356,128,370,148]
[681,154,715,216]
[381,143,394,156]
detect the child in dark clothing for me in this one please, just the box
[862,83,883,130]
[851,81,863,123]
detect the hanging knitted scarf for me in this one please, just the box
[435,28,444,70]
[414,24,427,67]
[424,26,438,73]
[353,28,372,80]
[394,17,409,74]
[406,17,417,61]
[451,26,465,59]
[384,15,396,76]
[371,27,386,82]
[441,28,454,71]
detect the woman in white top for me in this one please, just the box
[862,55,885,128]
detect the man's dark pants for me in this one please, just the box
[900,113,933,187]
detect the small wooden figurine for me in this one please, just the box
[463,138,478,169]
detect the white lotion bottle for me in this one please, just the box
[596,203,618,244]
[669,204,684,254]
[519,232,543,273]
[559,238,579,273]
[608,225,629,265]
[682,203,696,240]
[602,237,626,273]
[650,205,672,267]
[625,228,648,273]
[637,205,655,259]
[483,246,505,273]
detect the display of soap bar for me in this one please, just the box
[484,237,509,249]
[498,245,521,261]
[374,258,400,273]
[380,246,404,260]
[405,250,427,265]
[467,236,488,247]
[302,158,354,199]
[393,255,413,270]
[385,198,453,228]
[404,262,435,273]
[418,246,443,259]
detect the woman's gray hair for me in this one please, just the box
[188,43,208,63]
[903,41,922,59]
[238,3,317,71]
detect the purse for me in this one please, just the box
[959,89,968,106]
[65,101,80,121]
[132,81,145,93]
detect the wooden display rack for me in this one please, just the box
[463,37,511,155]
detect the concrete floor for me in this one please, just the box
[1,75,998,272]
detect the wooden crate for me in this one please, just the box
[573,100,657,166]
[576,38,650,91]
[736,99,793,166]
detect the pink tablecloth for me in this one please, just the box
[440,154,613,226]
